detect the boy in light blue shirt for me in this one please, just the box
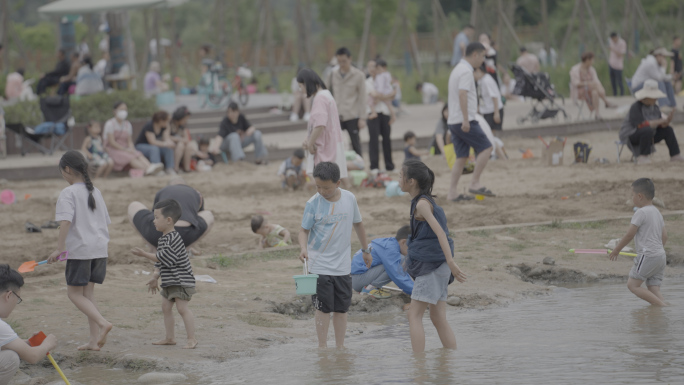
[298,162,371,348]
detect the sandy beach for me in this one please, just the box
[2,126,684,383]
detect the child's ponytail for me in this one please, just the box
[59,150,97,211]
[403,158,435,197]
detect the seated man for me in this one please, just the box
[570,52,616,119]
[128,177,214,251]
[631,48,676,108]
[351,225,414,298]
[1,265,57,385]
[619,79,683,165]
[36,49,70,95]
[210,102,268,164]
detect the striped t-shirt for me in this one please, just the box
[154,231,195,288]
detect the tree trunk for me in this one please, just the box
[583,0,609,60]
[216,0,226,64]
[1,0,8,72]
[432,0,440,74]
[141,10,151,73]
[382,0,407,58]
[169,8,177,93]
[265,0,277,88]
[357,0,372,68]
[600,0,607,40]
[578,0,585,57]
[106,12,126,75]
[253,1,266,68]
[470,0,479,31]
[303,0,313,65]
[154,9,162,70]
[541,0,549,58]
[231,0,241,66]
[295,0,306,65]
[560,0,580,64]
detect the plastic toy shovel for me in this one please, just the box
[569,249,637,257]
[28,331,71,385]
[18,251,68,273]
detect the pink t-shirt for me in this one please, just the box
[609,38,627,70]
[308,90,345,164]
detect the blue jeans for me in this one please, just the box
[351,264,392,293]
[135,143,174,168]
[219,130,268,162]
[632,80,676,107]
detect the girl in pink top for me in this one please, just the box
[297,68,349,179]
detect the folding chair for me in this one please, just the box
[570,83,594,121]
[615,140,636,163]
[15,96,74,156]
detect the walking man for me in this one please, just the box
[447,43,495,202]
[327,47,367,156]
[608,32,627,96]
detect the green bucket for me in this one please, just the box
[293,260,318,295]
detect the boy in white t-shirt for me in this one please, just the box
[298,162,372,348]
[0,265,57,385]
[609,178,668,306]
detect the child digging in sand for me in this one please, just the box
[609,178,668,306]
[251,215,291,248]
[299,162,372,348]
[399,159,467,353]
[132,199,198,349]
[47,150,113,351]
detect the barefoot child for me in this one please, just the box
[132,199,198,349]
[47,150,113,351]
[609,178,668,306]
[399,159,467,353]
[251,215,291,248]
[81,121,114,178]
[277,149,306,190]
[298,162,372,348]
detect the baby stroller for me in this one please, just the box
[510,64,568,124]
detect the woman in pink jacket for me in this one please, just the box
[570,52,616,119]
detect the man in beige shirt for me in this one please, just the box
[327,47,367,156]
[516,47,540,74]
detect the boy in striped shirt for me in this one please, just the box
[132,199,197,349]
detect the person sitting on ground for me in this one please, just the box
[251,215,291,249]
[346,150,365,171]
[81,121,114,178]
[128,177,215,251]
[75,56,104,96]
[404,131,428,161]
[416,82,439,105]
[351,225,414,299]
[103,101,161,176]
[132,199,198,349]
[169,106,196,173]
[210,102,269,164]
[144,61,168,97]
[277,149,306,190]
[136,110,177,175]
[631,48,677,108]
[570,52,616,119]
[608,178,668,307]
[619,79,683,164]
[0,265,58,385]
[4,69,24,101]
[516,46,540,74]
[36,49,70,95]
[474,64,506,131]
[192,138,215,171]
[57,52,81,95]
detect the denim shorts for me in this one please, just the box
[448,120,493,158]
[411,262,450,305]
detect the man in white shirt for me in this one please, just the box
[0,265,57,385]
[447,42,494,202]
[631,48,676,108]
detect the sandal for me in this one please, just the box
[451,194,474,202]
[25,222,42,233]
[468,187,496,197]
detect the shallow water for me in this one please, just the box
[66,280,684,384]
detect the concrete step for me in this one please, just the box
[185,111,289,129]
[187,120,307,137]
[188,105,273,120]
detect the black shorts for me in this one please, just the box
[448,120,493,158]
[65,258,107,286]
[133,210,208,248]
[312,274,352,314]
[483,108,504,131]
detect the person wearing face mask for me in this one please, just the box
[135,110,178,176]
[103,101,161,176]
[169,106,197,173]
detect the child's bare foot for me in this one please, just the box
[97,322,113,348]
[77,343,100,351]
[152,338,177,345]
[183,339,198,349]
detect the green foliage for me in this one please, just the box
[14,22,56,52]
[3,91,157,127]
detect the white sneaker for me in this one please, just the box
[289,113,299,122]
[166,169,178,176]
[145,163,164,175]
[303,112,310,122]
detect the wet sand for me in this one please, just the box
[2,128,684,383]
